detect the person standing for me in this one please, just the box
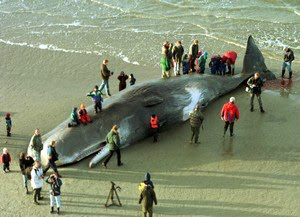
[102,125,123,168]
[46,173,63,214]
[31,161,44,205]
[282,46,295,79]
[19,152,34,194]
[161,42,171,78]
[43,141,61,178]
[220,97,240,137]
[138,184,157,217]
[86,85,103,114]
[189,105,205,144]
[99,59,113,96]
[30,128,43,162]
[129,73,136,86]
[188,39,199,72]
[172,41,184,76]
[5,113,12,137]
[198,52,208,74]
[117,71,129,91]
[1,148,11,173]
[247,72,265,113]
[149,114,159,143]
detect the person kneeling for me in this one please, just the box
[79,104,92,125]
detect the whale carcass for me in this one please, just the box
[27,35,276,167]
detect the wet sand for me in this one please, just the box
[0,44,300,217]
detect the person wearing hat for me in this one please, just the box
[5,113,12,137]
[282,46,295,79]
[198,52,208,74]
[247,72,265,113]
[189,105,205,144]
[220,97,240,137]
[79,103,92,125]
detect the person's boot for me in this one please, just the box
[260,107,265,113]
[57,207,60,215]
[33,191,39,205]
[25,186,29,195]
[289,71,292,79]
[50,207,54,214]
[281,70,285,78]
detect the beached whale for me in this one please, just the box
[28,35,276,167]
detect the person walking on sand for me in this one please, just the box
[247,72,265,113]
[282,46,295,79]
[43,141,61,178]
[5,113,12,137]
[172,40,184,76]
[150,114,159,143]
[189,39,199,72]
[102,125,123,169]
[1,148,11,173]
[189,105,205,144]
[46,173,62,214]
[220,97,240,137]
[117,71,129,91]
[19,152,34,194]
[139,184,157,217]
[31,161,44,205]
[99,59,113,97]
[30,128,43,161]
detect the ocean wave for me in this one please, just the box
[90,0,126,13]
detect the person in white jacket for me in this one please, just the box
[31,161,44,205]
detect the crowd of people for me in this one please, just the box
[0,38,295,217]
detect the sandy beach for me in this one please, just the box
[0,39,300,217]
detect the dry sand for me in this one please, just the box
[0,44,300,217]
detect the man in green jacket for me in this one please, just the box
[139,184,157,217]
[189,105,205,144]
[30,128,43,161]
[99,59,113,97]
[102,125,123,168]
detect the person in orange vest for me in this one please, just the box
[79,104,92,125]
[150,114,159,143]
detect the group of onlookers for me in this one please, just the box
[160,39,238,78]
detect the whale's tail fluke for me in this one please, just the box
[242,35,276,80]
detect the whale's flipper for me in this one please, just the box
[242,35,276,80]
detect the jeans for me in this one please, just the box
[224,121,234,136]
[174,61,181,75]
[282,61,292,73]
[22,175,28,188]
[50,194,61,208]
[191,126,200,143]
[43,160,59,175]
[250,93,263,109]
[99,79,110,95]
[32,150,41,162]
[104,149,121,166]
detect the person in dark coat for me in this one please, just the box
[46,173,63,214]
[247,72,265,113]
[220,97,240,137]
[5,113,12,137]
[19,152,34,194]
[68,107,80,127]
[43,141,61,178]
[139,184,157,217]
[189,105,205,144]
[129,74,136,86]
[102,125,123,168]
[282,46,295,79]
[99,59,113,96]
[118,71,129,91]
[144,172,154,189]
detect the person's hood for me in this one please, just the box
[227,102,236,109]
[145,172,151,182]
[72,107,77,113]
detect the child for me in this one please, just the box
[129,73,136,86]
[198,52,208,74]
[5,113,12,137]
[209,55,217,75]
[117,71,129,91]
[68,107,80,127]
[79,104,92,125]
[182,54,190,75]
[87,85,103,114]
[46,173,63,214]
[1,148,11,173]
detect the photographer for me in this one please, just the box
[43,141,61,178]
[31,161,44,205]
[99,59,113,97]
[247,72,265,113]
[46,173,63,214]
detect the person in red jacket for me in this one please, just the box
[150,114,159,142]
[79,104,92,125]
[1,148,11,173]
[220,97,240,137]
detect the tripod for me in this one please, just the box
[105,181,122,208]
